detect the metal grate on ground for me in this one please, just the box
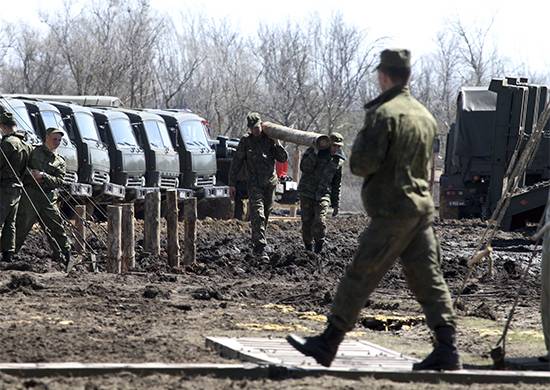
[205,337,418,371]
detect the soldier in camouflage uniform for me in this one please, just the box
[0,112,32,262]
[287,49,461,371]
[298,133,345,253]
[229,113,288,258]
[15,127,72,269]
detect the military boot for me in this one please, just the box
[2,251,13,263]
[313,240,324,254]
[304,242,313,251]
[412,325,462,371]
[286,323,345,367]
[63,253,75,273]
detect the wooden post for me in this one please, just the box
[144,191,161,255]
[183,197,197,265]
[121,203,135,272]
[74,205,86,253]
[165,190,180,268]
[107,205,122,273]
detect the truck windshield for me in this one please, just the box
[110,118,139,147]
[143,120,167,149]
[157,120,175,150]
[41,110,70,147]
[74,112,101,142]
[180,120,210,149]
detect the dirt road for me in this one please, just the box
[0,215,547,388]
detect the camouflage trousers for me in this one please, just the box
[234,180,248,221]
[0,187,22,254]
[329,213,456,332]
[300,196,329,245]
[15,187,70,259]
[249,184,275,251]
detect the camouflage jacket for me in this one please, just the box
[229,132,288,188]
[350,85,435,218]
[23,145,66,193]
[0,132,32,187]
[298,147,343,207]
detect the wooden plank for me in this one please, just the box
[144,191,161,255]
[121,203,135,272]
[107,205,122,273]
[183,197,197,265]
[165,190,180,268]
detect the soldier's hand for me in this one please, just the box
[332,207,339,217]
[31,169,44,183]
[229,186,236,199]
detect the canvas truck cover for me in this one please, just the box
[448,87,497,175]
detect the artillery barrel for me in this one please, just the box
[262,122,330,149]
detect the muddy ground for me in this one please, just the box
[0,214,548,389]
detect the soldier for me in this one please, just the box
[15,127,72,270]
[229,112,288,258]
[287,49,461,371]
[298,133,345,253]
[0,112,32,262]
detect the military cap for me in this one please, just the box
[246,112,261,129]
[330,132,344,146]
[376,48,411,70]
[46,127,64,136]
[0,112,17,126]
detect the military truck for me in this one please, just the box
[0,97,41,145]
[14,98,92,197]
[88,107,147,200]
[111,108,180,190]
[144,109,229,198]
[50,102,125,200]
[440,77,550,230]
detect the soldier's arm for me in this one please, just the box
[272,141,288,163]
[228,138,246,186]
[0,141,16,173]
[41,160,66,188]
[350,113,391,178]
[299,147,317,173]
[330,165,342,208]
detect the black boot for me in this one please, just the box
[304,242,313,251]
[313,241,324,254]
[2,251,13,263]
[412,325,462,371]
[286,323,345,367]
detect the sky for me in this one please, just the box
[2,0,549,72]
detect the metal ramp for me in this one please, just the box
[205,337,417,371]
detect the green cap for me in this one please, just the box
[376,48,411,70]
[330,132,344,146]
[46,127,64,136]
[246,112,261,129]
[0,112,16,126]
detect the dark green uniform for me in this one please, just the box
[329,85,456,332]
[229,132,288,252]
[298,147,343,247]
[15,144,70,259]
[0,132,32,255]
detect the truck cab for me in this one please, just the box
[16,98,91,197]
[112,108,180,189]
[88,107,147,200]
[51,102,124,200]
[0,97,41,146]
[144,109,228,199]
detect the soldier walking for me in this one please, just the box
[298,133,345,253]
[229,113,288,259]
[15,127,72,269]
[0,112,32,262]
[287,49,461,371]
